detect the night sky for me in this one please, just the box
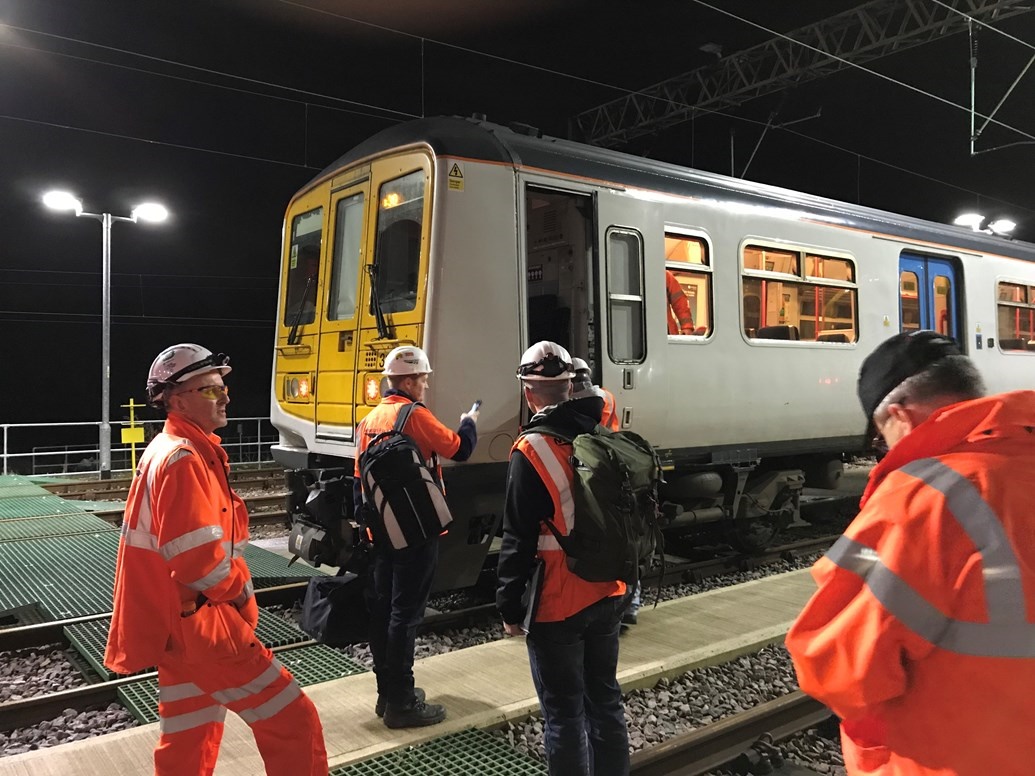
[2,0,1034,434]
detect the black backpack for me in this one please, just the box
[520,423,663,585]
[358,402,453,550]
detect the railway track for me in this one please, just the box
[630,691,831,775]
[40,466,287,501]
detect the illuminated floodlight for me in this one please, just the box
[988,219,1016,236]
[953,212,985,231]
[42,190,83,214]
[131,202,169,223]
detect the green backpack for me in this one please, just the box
[523,424,664,585]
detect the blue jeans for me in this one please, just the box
[526,595,629,776]
[364,538,438,704]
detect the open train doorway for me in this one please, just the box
[523,186,596,370]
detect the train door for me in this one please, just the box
[313,177,370,442]
[898,252,961,343]
[523,186,596,365]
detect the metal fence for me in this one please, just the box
[1,417,277,477]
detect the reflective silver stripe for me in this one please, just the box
[233,539,249,556]
[159,682,206,703]
[523,434,575,533]
[160,525,224,562]
[211,659,284,705]
[121,524,158,551]
[899,458,1024,623]
[233,580,255,607]
[159,704,226,735]
[538,534,562,551]
[826,535,1035,658]
[238,680,302,724]
[184,556,231,592]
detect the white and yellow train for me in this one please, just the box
[271,115,1035,586]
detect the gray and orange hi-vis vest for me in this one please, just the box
[513,431,625,623]
[105,413,255,674]
[786,391,1035,776]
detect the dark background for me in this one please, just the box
[2,0,1033,429]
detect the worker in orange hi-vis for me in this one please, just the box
[786,330,1035,776]
[666,270,694,335]
[104,343,327,776]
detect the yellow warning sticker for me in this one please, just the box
[448,162,464,191]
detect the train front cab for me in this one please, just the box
[271,150,501,591]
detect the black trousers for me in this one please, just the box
[364,537,439,704]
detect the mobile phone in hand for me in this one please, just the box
[470,399,482,414]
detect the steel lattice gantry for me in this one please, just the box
[574,0,1033,148]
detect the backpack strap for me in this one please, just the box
[392,400,424,434]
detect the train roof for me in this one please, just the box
[313,115,1035,264]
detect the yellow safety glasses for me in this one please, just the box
[176,384,229,401]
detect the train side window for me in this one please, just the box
[996,281,1035,352]
[372,170,424,314]
[742,243,857,343]
[932,274,952,336]
[283,208,323,326]
[606,229,646,363]
[665,232,711,336]
[328,192,364,321]
[900,272,920,331]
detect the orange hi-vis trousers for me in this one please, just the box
[154,643,326,776]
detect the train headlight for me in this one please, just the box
[284,374,312,402]
[364,376,381,403]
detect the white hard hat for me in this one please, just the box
[571,357,591,375]
[147,344,231,406]
[516,341,575,381]
[382,346,433,376]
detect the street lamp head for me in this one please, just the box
[131,202,169,223]
[42,190,83,215]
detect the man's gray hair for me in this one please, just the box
[873,355,986,422]
[522,378,571,406]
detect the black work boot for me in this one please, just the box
[383,697,446,729]
[376,687,425,718]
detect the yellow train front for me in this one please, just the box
[270,115,1035,588]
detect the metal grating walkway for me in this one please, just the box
[328,728,548,776]
[118,644,368,724]
[0,494,93,520]
[66,611,315,680]
[0,513,115,542]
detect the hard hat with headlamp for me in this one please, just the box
[146,344,231,407]
[516,341,575,381]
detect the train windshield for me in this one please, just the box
[372,170,424,315]
[283,208,323,326]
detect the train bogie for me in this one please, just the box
[271,116,1035,579]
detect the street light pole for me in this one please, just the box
[43,191,168,479]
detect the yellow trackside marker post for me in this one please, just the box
[120,399,146,475]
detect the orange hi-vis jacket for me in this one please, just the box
[514,431,626,623]
[353,394,462,485]
[786,390,1035,776]
[599,387,620,432]
[105,413,256,675]
[666,270,694,335]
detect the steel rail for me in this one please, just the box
[630,691,831,776]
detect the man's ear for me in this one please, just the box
[885,402,914,432]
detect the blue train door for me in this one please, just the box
[898,252,961,344]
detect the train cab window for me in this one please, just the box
[372,170,424,314]
[996,281,1035,352]
[900,272,920,331]
[742,244,857,343]
[664,232,711,336]
[283,208,323,326]
[606,228,646,363]
[328,192,364,321]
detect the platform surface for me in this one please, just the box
[0,568,818,775]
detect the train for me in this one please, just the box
[269,114,1035,590]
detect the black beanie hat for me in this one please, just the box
[857,330,962,423]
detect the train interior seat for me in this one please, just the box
[756,324,800,340]
[999,338,1025,350]
[818,332,850,343]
